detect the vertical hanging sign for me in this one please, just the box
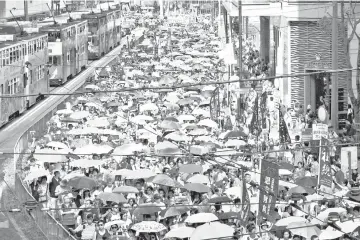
[318,137,332,188]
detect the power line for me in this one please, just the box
[0,67,357,98]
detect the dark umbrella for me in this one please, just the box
[224,130,247,139]
[133,204,162,216]
[179,164,202,174]
[68,176,97,189]
[208,196,232,204]
[288,186,315,195]
[278,162,295,170]
[295,177,317,187]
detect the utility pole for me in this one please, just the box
[331,1,339,130]
[237,0,243,122]
[245,16,248,39]
[24,0,29,21]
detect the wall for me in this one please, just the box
[288,21,348,108]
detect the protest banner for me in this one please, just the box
[318,138,332,188]
[312,123,328,140]
[258,159,279,222]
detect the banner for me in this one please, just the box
[341,146,358,175]
[279,110,291,143]
[239,171,250,226]
[318,138,332,188]
[258,159,279,222]
[312,123,328,140]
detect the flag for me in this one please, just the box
[279,109,291,143]
[238,170,250,226]
[318,138,332,188]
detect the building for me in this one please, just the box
[221,0,360,129]
[0,25,48,126]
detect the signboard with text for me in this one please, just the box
[341,146,358,175]
[312,123,328,140]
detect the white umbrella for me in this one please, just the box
[70,159,104,168]
[319,226,344,240]
[69,111,90,120]
[190,222,234,240]
[224,139,246,147]
[24,168,49,181]
[56,109,73,115]
[84,84,99,90]
[165,132,189,142]
[178,114,196,122]
[34,148,68,163]
[185,213,218,224]
[46,141,68,149]
[140,103,158,112]
[113,143,144,155]
[165,227,195,239]
[73,144,113,155]
[87,118,110,128]
[197,119,218,129]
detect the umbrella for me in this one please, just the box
[319,226,344,240]
[165,132,189,142]
[279,169,293,176]
[224,130,247,138]
[131,221,166,233]
[152,174,180,188]
[46,141,68,149]
[68,176,97,189]
[125,169,156,179]
[188,128,208,136]
[311,208,347,225]
[133,204,162,216]
[218,212,240,220]
[165,227,195,239]
[288,186,315,195]
[34,148,68,163]
[97,192,127,204]
[295,177,318,187]
[162,206,189,219]
[197,119,218,129]
[287,222,321,239]
[178,114,196,122]
[279,162,295,170]
[104,220,126,230]
[70,159,103,168]
[24,169,49,181]
[164,116,179,122]
[337,220,360,233]
[87,118,110,128]
[187,174,210,185]
[177,98,194,106]
[185,213,218,224]
[113,143,144,155]
[224,139,246,147]
[56,109,73,115]
[140,103,158,112]
[159,120,181,130]
[113,186,139,194]
[184,183,210,193]
[70,111,90,120]
[190,222,234,240]
[275,216,307,227]
[179,164,202,174]
[208,196,232,204]
[73,144,113,155]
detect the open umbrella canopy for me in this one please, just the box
[159,120,181,130]
[190,221,234,240]
[197,119,218,129]
[187,174,210,185]
[133,204,163,216]
[151,174,181,188]
[113,143,144,155]
[275,216,307,227]
[288,222,321,239]
[34,148,68,163]
[184,183,210,193]
[131,221,166,233]
[97,192,127,203]
[68,176,97,189]
[24,168,49,181]
[113,186,139,194]
[185,213,218,224]
[295,176,318,187]
[165,227,195,239]
[104,220,126,230]
[124,169,156,179]
[288,185,316,195]
[179,164,203,174]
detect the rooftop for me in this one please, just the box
[0,31,47,50]
[38,19,87,31]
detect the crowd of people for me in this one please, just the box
[19,9,360,240]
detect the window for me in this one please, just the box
[0,84,3,95]
[67,51,70,62]
[8,77,19,95]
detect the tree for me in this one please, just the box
[340,2,360,122]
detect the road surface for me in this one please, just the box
[0,27,146,240]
